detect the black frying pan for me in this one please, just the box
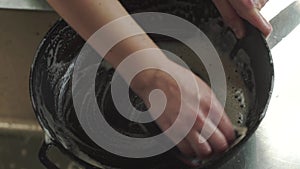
[30,0,274,168]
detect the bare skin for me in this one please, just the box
[47,0,271,164]
[213,0,272,38]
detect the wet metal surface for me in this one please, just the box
[218,1,300,168]
[217,23,300,168]
[0,1,300,169]
[0,9,61,169]
[0,9,58,123]
[0,0,52,11]
[267,1,300,48]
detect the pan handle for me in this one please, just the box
[39,141,60,169]
[39,139,99,169]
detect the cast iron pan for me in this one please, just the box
[30,0,274,168]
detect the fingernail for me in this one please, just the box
[263,17,272,29]
[266,25,273,38]
[197,135,212,156]
[266,32,271,39]
[233,28,243,39]
[206,145,212,155]
[261,15,273,37]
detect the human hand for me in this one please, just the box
[213,0,272,38]
[130,59,235,163]
[48,0,236,164]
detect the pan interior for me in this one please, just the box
[52,18,255,168]
[30,0,272,168]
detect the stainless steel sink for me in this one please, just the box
[0,8,64,169]
[0,7,91,168]
[0,0,53,11]
[1,1,300,169]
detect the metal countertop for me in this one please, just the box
[219,1,300,168]
[0,1,299,169]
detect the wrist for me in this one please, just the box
[129,57,174,95]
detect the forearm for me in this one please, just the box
[48,0,129,40]
[47,0,168,68]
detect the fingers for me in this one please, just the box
[213,0,272,38]
[194,115,229,153]
[176,94,234,159]
[184,110,230,159]
[207,98,236,143]
[200,96,236,144]
[254,0,269,9]
[228,0,272,37]
[173,110,230,159]
[214,112,236,144]
[213,0,246,38]
[176,139,196,157]
[187,130,212,158]
[144,66,237,162]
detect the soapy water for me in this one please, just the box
[71,12,229,159]
[46,18,254,155]
[154,20,255,127]
[32,7,256,168]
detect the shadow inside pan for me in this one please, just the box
[30,0,273,168]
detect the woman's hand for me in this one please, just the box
[48,0,236,164]
[213,0,272,38]
[131,59,236,161]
